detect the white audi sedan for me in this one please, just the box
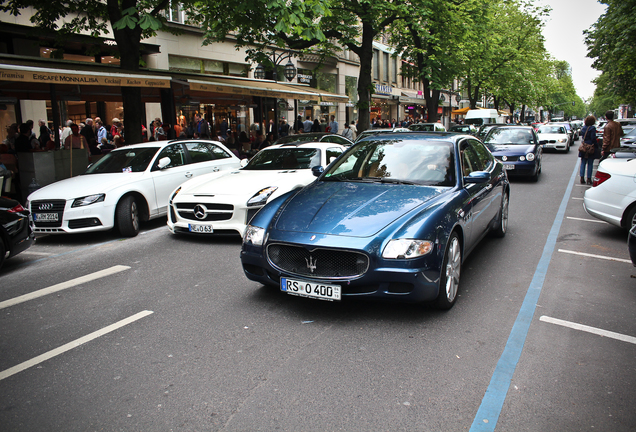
[584,158,636,230]
[27,140,241,237]
[537,124,571,152]
[167,142,346,237]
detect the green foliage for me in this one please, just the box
[585,0,636,106]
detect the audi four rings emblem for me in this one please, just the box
[193,204,207,220]
[38,203,53,210]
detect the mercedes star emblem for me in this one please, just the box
[193,204,207,220]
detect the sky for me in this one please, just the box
[538,0,607,101]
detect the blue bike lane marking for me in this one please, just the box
[469,161,578,432]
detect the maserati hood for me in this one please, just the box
[275,181,445,237]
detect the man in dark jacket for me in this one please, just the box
[601,110,623,160]
[81,118,97,151]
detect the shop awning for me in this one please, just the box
[188,77,348,103]
[0,63,171,88]
[451,106,472,115]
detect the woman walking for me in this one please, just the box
[579,115,598,185]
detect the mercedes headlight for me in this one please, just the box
[526,153,535,161]
[170,187,182,202]
[382,239,434,259]
[71,194,105,208]
[247,186,278,207]
[243,225,265,246]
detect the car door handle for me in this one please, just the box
[185,172,193,178]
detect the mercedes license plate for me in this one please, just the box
[503,164,515,170]
[189,224,213,233]
[281,277,341,301]
[34,213,58,222]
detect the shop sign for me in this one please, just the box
[297,73,313,84]
[0,67,170,88]
[375,84,392,95]
[320,101,336,106]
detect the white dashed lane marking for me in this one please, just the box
[0,265,131,310]
[558,249,631,263]
[540,316,636,345]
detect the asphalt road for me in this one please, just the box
[1,146,634,431]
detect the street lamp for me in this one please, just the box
[253,49,297,139]
[254,49,296,83]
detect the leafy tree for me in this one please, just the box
[459,0,550,110]
[388,0,480,122]
[196,0,413,132]
[585,0,636,106]
[1,0,185,144]
[587,72,623,117]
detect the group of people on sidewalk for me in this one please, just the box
[578,110,623,185]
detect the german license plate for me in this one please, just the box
[503,164,515,170]
[34,213,58,222]
[189,224,213,233]
[281,277,341,301]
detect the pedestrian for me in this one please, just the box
[14,123,33,153]
[341,123,353,140]
[96,119,107,146]
[600,110,623,161]
[328,115,339,134]
[220,117,229,140]
[311,119,322,132]
[37,119,51,149]
[303,116,313,133]
[279,118,290,137]
[194,113,210,139]
[64,123,88,151]
[349,121,357,140]
[294,115,303,134]
[578,115,598,185]
[81,118,97,151]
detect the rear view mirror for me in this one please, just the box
[311,166,324,177]
[240,158,249,168]
[157,157,171,169]
[464,171,491,184]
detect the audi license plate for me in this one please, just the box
[34,213,58,222]
[281,277,341,301]
[189,224,213,233]
[503,164,515,170]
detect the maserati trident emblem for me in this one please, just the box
[38,203,53,211]
[305,256,317,273]
[310,235,316,241]
[193,204,207,220]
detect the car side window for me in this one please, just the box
[460,141,483,176]
[470,139,494,170]
[155,144,186,169]
[326,148,343,165]
[185,142,231,163]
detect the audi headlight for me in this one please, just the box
[71,194,105,207]
[382,239,434,259]
[247,186,278,207]
[526,153,535,161]
[243,225,265,246]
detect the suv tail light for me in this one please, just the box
[6,203,26,213]
[592,171,611,187]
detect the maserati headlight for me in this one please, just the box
[72,194,105,207]
[247,186,278,207]
[243,225,265,246]
[382,239,434,259]
[526,153,535,161]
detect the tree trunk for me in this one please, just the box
[355,22,375,133]
[423,79,440,122]
[112,11,143,145]
[520,104,526,122]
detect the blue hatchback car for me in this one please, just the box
[240,132,510,310]
[482,126,543,181]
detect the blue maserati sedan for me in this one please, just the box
[240,132,510,310]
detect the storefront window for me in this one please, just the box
[169,55,248,77]
[316,71,337,93]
